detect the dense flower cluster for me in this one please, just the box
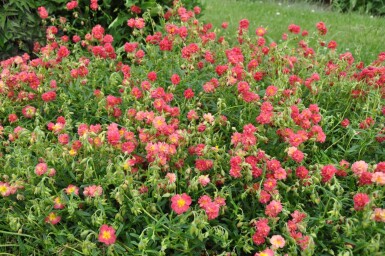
[0,1,384,255]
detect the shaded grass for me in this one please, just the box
[202,0,385,64]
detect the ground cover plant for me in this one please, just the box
[1,0,385,255]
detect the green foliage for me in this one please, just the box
[304,0,385,16]
[0,0,203,60]
[0,0,43,59]
[331,0,385,16]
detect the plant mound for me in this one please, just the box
[1,2,385,255]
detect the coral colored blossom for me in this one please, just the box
[45,212,61,225]
[98,224,116,245]
[171,193,192,215]
[65,184,79,195]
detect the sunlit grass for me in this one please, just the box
[202,0,385,64]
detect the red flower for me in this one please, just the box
[321,165,337,183]
[341,118,350,128]
[92,24,105,40]
[171,193,192,215]
[171,74,180,85]
[316,21,327,35]
[252,233,265,245]
[183,88,195,99]
[195,159,213,171]
[8,113,18,123]
[239,19,249,30]
[296,166,309,180]
[41,91,56,102]
[98,224,117,245]
[131,5,142,14]
[124,42,138,53]
[353,193,370,211]
[288,24,301,34]
[256,27,266,37]
[57,46,70,59]
[328,40,337,49]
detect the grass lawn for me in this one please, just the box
[201,0,385,64]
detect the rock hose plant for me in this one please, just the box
[0,1,385,255]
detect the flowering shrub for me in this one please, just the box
[0,0,202,60]
[1,1,385,255]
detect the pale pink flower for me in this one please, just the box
[83,185,103,197]
[372,172,385,185]
[351,160,368,176]
[166,173,177,184]
[270,235,286,249]
[198,175,210,187]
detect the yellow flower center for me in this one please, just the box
[177,199,186,208]
[0,185,7,193]
[69,149,77,156]
[102,231,111,240]
[49,213,57,221]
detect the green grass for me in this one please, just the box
[202,0,385,64]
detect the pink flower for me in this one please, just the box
[66,1,78,10]
[198,175,210,187]
[83,185,103,197]
[265,200,283,217]
[321,165,337,183]
[351,160,368,176]
[65,184,79,195]
[353,193,370,211]
[58,134,69,145]
[204,202,220,220]
[256,27,267,37]
[45,212,61,225]
[270,235,286,249]
[53,197,65,209]
[22,105,36,118]
[171,193,192,215]
[171,74,181,85]
[254,248,274,256]
[37,7,48,19]
[35,163,48,176]
[372,172,385,185]
[98,224,116,245]
[0,182,11,197]
[372,208,385,222]
[166,173,177,184]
